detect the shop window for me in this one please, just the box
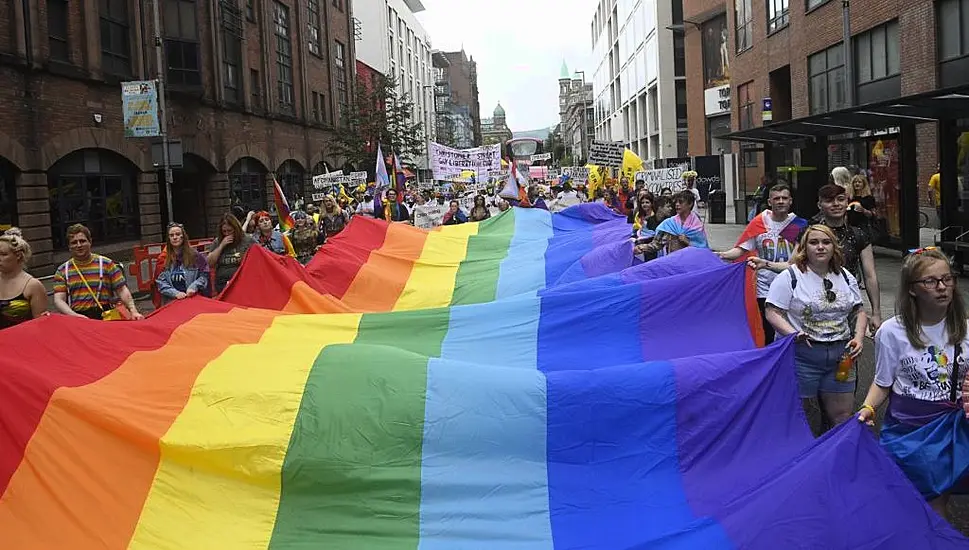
[99,0,131,76]
[48,149,141,249]
[0,159,16,231]
[735,0,753,52]
[808,44,845,114]
[229,157,266,213]
[277,160,305,203]
[767,0,789,34]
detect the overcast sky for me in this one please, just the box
[416,0,597,132]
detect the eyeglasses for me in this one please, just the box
[823,278,836,302]
[167,222,184,229]
[913,274,956,289]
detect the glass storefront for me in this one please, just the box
[828,134,901,245]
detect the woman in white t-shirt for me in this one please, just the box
[765,225,867,427]
[858,247,969,520]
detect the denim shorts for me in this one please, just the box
[793,340,855,398]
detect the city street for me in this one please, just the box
[707,209,969,534]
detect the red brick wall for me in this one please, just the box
[725,0,940,205]
[0,0,354,269]
[684,1,729,157]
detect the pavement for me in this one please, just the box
[706,206,969,534]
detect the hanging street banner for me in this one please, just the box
[121,81,161,138]
[588,140,625,168]
[428,142,502,180]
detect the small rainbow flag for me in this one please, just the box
[271,174,297,258]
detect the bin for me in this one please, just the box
[707,190,726,224]
[734,198,748,224]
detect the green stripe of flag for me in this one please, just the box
[450,210,517,306]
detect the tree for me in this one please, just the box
[329,74,426,169]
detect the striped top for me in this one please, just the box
[52,254,126,312]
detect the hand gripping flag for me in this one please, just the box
[272,174,297,258]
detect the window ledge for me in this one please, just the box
[805,0,832,15]
[767,22,790,37]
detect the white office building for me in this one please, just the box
[590,0,687,164]
[355,0,436,159]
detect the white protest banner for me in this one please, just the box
[530,152,552,162]
[413,203,448,229]
[562,166,590,182]
[428,142,502,180]
[311,171,367,190]
[588,140,625,168]
[311,192,327,202]
[636,166,686,194]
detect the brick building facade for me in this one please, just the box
[1,0,355,272]
[684,0,944,207]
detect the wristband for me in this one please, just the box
[859,404,875,416]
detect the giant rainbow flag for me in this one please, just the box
[1,204,967,548]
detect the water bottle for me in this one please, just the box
[835,352,853,382]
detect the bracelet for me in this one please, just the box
[859,404,876,416]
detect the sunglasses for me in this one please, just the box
[823,278,836,303]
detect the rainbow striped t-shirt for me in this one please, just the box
[52,254,126,312]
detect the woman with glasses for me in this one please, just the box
[765,224,867,428]
[155,223,209,305]
[858,248,969,520]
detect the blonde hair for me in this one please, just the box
[0,232,32,265]
[831,166,854,199]
[896,249,967,348]
[791,224,844,273]
[850,174,871,197]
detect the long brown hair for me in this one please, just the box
[163,223,198,269]
[791,224,844,273]
[219,212,245,243]
[896,248,967,348]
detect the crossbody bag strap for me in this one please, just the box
[71,259,106,312]
[951,343,963,403]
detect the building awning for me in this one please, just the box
[722,85,969,144]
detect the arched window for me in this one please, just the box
[277,159,305,203]
[228,157,267,213]
[0,158,17,231]
[48,149,140,249]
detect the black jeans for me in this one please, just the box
[757,298,775,345]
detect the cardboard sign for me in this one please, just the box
[588,141,625,168]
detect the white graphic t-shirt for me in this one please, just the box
[765,266,863,342]
[740,212,798,297]
[874,317,969,402]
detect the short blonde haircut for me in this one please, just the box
[792,224,844,273]
[0,232,32,265]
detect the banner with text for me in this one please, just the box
[588,141,625,168]
[635,166,686,195]
[428,142,502,180]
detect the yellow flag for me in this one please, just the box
[622,149,645,182]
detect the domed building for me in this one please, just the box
[481,102,513,146]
